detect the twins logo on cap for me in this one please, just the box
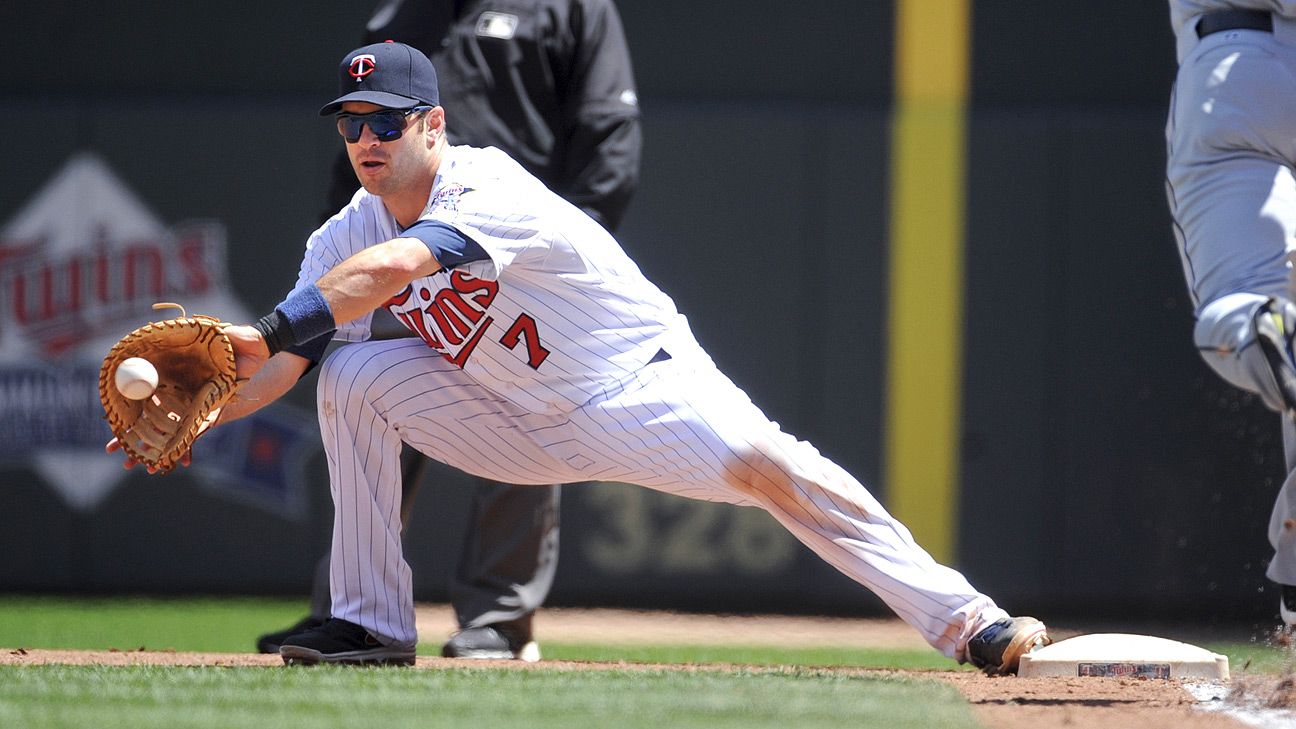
[320,41,439,115]
[349,54,377,80]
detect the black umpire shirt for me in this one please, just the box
[327,0,643,232]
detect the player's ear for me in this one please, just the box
[425,106,446,145]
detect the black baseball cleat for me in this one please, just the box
[442,625,541,662]
[279,618,415,666]
[967,616,1050,675]
[1281,585,1296,627]
[1253,297,1296,417]
[255,615,325,655]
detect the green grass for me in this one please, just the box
[0,596,961,669]
[1207,640,1296,676]
[4,596,1294,728]
[0,664,979,729]
[0,596,983,728]
[542,642,962,670]
[0,596,308,653]
[3,596,1291,676]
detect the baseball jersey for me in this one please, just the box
[295,144,688,415]
[1169,1,1296,61]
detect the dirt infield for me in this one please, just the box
[0,606,1271,729]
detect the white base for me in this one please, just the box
[1017,633,1229,680]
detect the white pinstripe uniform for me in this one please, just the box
[294,144,1010,659]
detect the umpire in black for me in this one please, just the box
[257,0,641,660]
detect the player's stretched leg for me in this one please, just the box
[558,343,1046,671]
[300,336,1046,671]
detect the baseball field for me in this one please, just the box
[0,596,1291,728]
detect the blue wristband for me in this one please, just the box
[254,283,336,356]
[279,283,336,342]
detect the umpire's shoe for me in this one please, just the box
[1253,297,1296,417]
[255,615,325,654]
[967,616,1050,675]
[279,618,415,666]
[442,625,541,662]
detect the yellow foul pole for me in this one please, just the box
[886,0,971,563]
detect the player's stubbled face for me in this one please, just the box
[340,101,429,196]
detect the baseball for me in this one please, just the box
[114,357,159,400]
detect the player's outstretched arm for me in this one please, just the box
[252,235,440,358]
[314,236,442,325]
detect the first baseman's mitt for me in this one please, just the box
[99,303,239,473]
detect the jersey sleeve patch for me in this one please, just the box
[402,219,492,270]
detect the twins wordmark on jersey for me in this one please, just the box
[302,145,681,416]
[384,268,551,371]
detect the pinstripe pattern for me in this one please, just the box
[317,337,1007,658]
[293,146,676,414]
[301,143,1007,660]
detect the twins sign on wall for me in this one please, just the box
[0,153,318,518]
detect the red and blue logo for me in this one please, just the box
[348,53,377,80]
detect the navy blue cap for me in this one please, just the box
[319,41,439,116]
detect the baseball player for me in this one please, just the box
[1165,3,1296,623]
[257,0,642,662]
[118,41,1050,671]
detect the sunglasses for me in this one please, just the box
[335,106,432,144]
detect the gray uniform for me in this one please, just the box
[1165,1,1296,585]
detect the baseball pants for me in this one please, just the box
[303,461,559,635]
[1166,26,1296,584]
[316,336,1009,660]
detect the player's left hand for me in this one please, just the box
[105,436,193,474]
[224,325,273,381]
[106,412,216,472]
